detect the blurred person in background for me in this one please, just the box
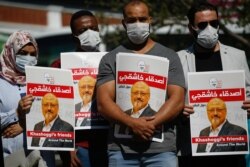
[177,2,250,167]
[0,30,43,165]
[51,10,108,167]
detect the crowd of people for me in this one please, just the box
[1,1,250,167]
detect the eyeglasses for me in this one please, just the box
[196,20,219,30]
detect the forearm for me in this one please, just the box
[152,85,185,126]
[98,97,134,126]
[97,80,134,126]
[0,109,18,130]
[97,80,157,140]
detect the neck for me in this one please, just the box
[82,102,90,107]
[76,47,99,52]
[133,108,139,113]
[128,38,155,54]
[45,120,51,126]
[194,42,220,53]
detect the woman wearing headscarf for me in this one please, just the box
[0,30,38,158]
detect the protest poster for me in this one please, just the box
[26,66,74,151]
[115,52,169,142]
[189,70,249,156]
[61,52,109,129]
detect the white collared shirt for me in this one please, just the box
[205,120,226,152]
[39,115,58,146]
[130,104,148,118]
[76,102,91,127]
[123,105,149,134]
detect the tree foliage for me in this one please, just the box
[80,0,250,54]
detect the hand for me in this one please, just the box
[130,116,155,141]
[242,100,250,115]
[17,94,35,117]
[2,123,23,138]
[183,104,194,117]
[70,150,82,167]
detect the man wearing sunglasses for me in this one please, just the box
[177,1,250,167]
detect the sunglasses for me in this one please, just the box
[196,20,219,30]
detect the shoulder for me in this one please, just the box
[75,102,81,107]
[220,43,246,61]
[177,45,194,57]
[50,58,61,68]
[0,77,13,87]
[140,105,156,116]
[124,109,132,115]
[59,118,73,129]
[147,105,156,112]
[220,43,245,54]
[226,121,246,132]
[200,126,210,134]
[34,121,43,128]
[0,77,6,83]
[101,45,127,61]
[153,42,177,57]
[150,43,183,67]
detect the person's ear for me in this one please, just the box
[72,34,80,45]
[188,23,194,34]
[188,23,197,38]
[148,16,152,24]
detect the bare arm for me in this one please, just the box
[97,80,132,124]
[151,84,185,126]
[1,95,34,138]
[97,80,155,140]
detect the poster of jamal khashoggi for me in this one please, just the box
[61,52,109,130]
[188,70,249,156]
[115,52,169,143]
[25,66,75,151]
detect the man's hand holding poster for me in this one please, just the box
[188,70,249,156]
[115,52,169,142]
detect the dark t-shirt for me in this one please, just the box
[195,51,222,72]
[97,42,185,153]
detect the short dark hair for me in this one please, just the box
[187,2,218,26]
[122,0,149,18]
[70,10,95,33]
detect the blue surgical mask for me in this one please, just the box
[77,29,101,51]
[126,22,150,44]
[15,54,37,73]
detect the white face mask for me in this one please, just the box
[77,29,101,51]
[16,54,37,73]
[195,25,219,49]
[126,22,150,44]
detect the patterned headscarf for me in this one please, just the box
[0,30,38,85]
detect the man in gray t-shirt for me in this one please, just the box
[96,1,185,167]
